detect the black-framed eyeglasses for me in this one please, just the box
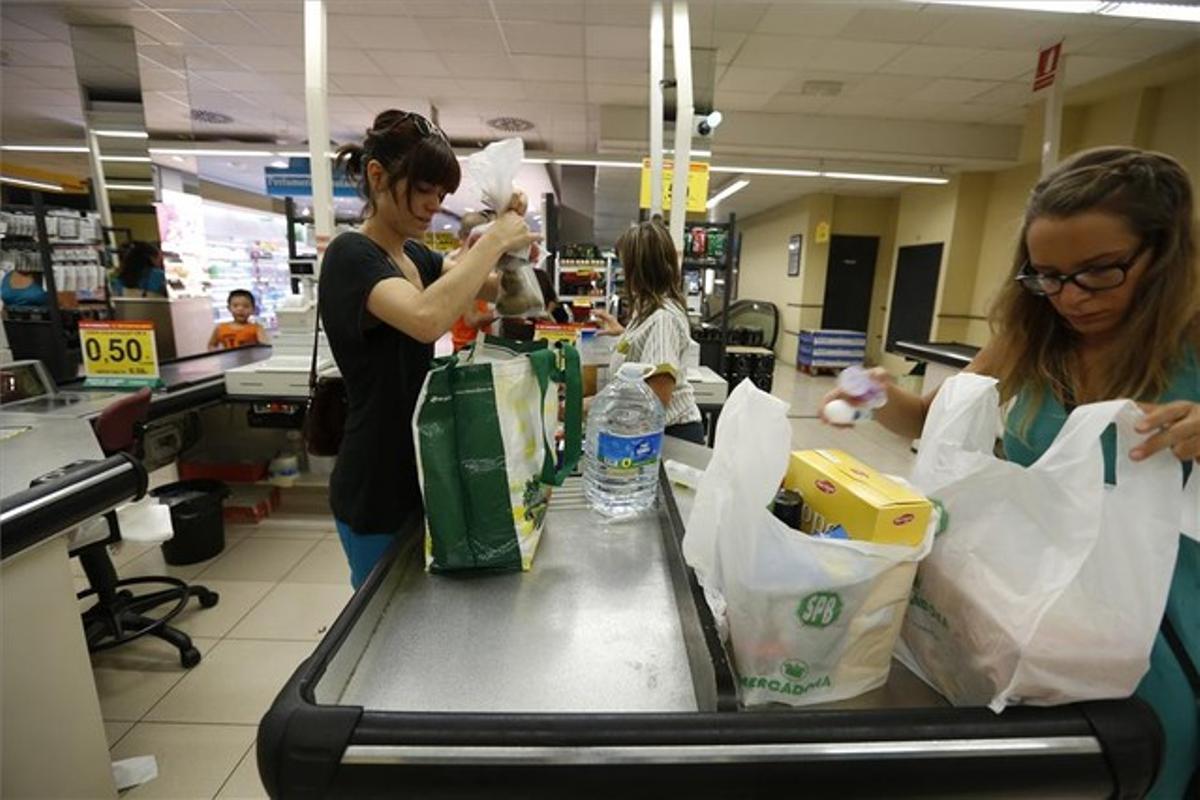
[1015,241,1150,297]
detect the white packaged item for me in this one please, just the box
[684,381,933,707]
[464,138,543,318]
[897,373,1186,712]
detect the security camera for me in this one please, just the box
[694,111,723,137]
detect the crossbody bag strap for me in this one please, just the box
[308,299,321,390]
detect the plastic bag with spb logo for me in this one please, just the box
[682,381,935,707]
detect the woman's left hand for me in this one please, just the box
[1132,401,1200,462]
[506,190,528,218]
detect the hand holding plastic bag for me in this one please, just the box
[465,138,544,318]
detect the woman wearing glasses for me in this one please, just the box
[823,146,1198,798]
[319,109,538,589]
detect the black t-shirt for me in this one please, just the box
[319,232,443,533]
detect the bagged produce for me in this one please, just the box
[464,138,544,317]
[414,336,582,573]
[897,373,1186,712]
[683,381,934,707]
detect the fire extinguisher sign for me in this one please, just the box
[1033,41,1063,92]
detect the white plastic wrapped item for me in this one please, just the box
[464,138,544,318]
[683,381,934,707]
[897,373,1187,712]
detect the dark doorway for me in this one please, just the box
[821,235,879,332]
[886,243,944,349]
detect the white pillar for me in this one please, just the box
[85,130,113,230]
[1041,55,1066,177]
[649,1,665,218]
[668,0,693,256]
[304,0,335,272]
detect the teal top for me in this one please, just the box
[1,271,48,308]
[1004,348,1199,799]
[110,267,166,297]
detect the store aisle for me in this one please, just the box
[84,486,350,799]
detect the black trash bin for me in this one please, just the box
[151,480,231,565]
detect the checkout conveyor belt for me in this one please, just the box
[257,440,1163,799]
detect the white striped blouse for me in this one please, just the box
[611,301,703,427]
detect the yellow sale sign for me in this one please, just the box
[79,320,161,387]
[639,158,710,214]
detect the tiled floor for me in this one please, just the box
[87,363,913,798]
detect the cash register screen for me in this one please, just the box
[0,362,52,405]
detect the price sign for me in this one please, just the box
[639,158,710,213]
[79,321,162,388]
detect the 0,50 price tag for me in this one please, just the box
[79,320,161,388]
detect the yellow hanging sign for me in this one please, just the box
[815,221,831,244]
[639,158,710,214]
[79,320,162,388]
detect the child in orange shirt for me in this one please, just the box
[208,289,268,350]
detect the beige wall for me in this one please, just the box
[1149,73,1199,179]
[832,195,899,363]
[737,196,809,359]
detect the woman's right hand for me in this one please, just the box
[486,210,540,254]
[818,367,891,428]
[592,309,624,336]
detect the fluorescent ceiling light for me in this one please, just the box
[275,150,310,158]
[150,147,274,157]
[100,155,152,163]
[712,165,821,177]
[553,159,641,168]
[94,130,149,139]
[706,179,750,210]
[824,171,948,185]
[665,149,712,157]
[269,159,288,169]
[909,0,1200,22]
[1,145,89,153]
[523,157,551,164]
[0,176,63,191]
[106,183,156,192]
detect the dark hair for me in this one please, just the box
[335,109,461,219]
[227,289,256,309]
[533,268,557,306]
[616,220,687,323]
[118,241,160,289]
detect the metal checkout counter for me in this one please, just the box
[257,438,1162,799]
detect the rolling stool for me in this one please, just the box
[73,387,219,668]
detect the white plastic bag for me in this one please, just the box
[464,138,544,318]
[683,381,934,707]
[898,373,1185,712]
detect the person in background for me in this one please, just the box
[822,147,1198,798]
[321,109,537,589]
[111,241,167,298]
[208,289,268,350]
[449,211,496,351]
[1,268,48,308]
[591,220,705,444]
[534,267,571,324]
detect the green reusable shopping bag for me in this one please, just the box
[414,336,583,573]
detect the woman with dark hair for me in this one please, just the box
[320,109,537,588]
[112,241,167,297]
[823,147,1198,797]
[592,220,704,443]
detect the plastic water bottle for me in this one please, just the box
[583,362,667,518]
[823,366,888,425]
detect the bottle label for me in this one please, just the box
[596,431,663,470]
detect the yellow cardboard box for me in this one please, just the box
[784,449,931,547]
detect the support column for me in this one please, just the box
[668,0,693,255]
[304,0,335,271]
[649,1,665,218]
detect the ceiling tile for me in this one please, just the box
[525,80,590,102]
[807,38,907,74]
[0,87,82,108]
[1060,54,1140,87]
[716,66,795,95]
[970,80,1032,107]
[138,44,188,71]
[512,55,585,83]
[821,97,910,119]
[179,45,244,71]
[1079,25,1200,59]
[586,25,647,59]
[988,106,1029,125]
[443,53,517,79]
[845,74,933,100]
[240,11,302,42]
[733,35,822,69]
[717,91,775,112]
[0,18,52,42]
[764,93,833,113]
[129,9,203,46]
[368,49,450,78]
[908,77,997,104]
[458,79,527,101]
[401,0,493,20]
[711,1,770,34]
[922,8,1122,51]
[160,10,272,46]
[502,21,584,56]
[329,47,383,74]
[752,5,859,37]
[954,49,1033,81]
[1,39,73,68]
[932,103,1007,123]
[585,0,652,27]
[586,83,644,105]
[837,7,950,44]
[585,58,648,87]
[492,0,585,24]
[2,67,80,90]
[191,70,278,93]
[405,77,466,99]
[329,74,401,96]
[879,44,982,77]
[217,44,303,73]
[691,30,746,64]
[139,68,189,91]
[423,20,506,54]
[327,14,432,50]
